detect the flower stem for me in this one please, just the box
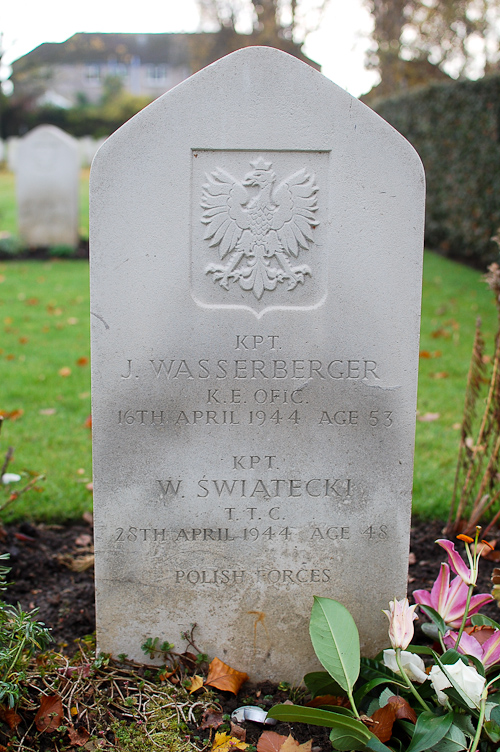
[395,648,431,712]
[469,691,487,752]
[455,583,474,649]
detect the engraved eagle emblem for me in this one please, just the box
[201,157,319,300]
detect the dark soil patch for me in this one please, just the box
[1,517,500,750]
[0,239,89,262]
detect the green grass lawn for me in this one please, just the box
[0,260,92,521]
[0,249,498,523]
[0,168,90,240]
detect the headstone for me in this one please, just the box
[16,125,79,247]
[90,47,425,683]
[6,137,18,172]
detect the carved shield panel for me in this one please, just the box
[191,150,329,317]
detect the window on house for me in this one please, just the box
[85,64,101,84]
[109,63,128,78]
[146,65,168,84]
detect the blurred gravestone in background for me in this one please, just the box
[16,125,79,248]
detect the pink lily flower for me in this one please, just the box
[436,539,476,586]
[383,597,418,650]
[413,563,493,628]
[444,627,500,670]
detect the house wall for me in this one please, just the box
[23,61,192,106]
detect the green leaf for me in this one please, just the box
[422,623,440,641]
[430,722,467,752]
[450,712,475,739]
[440,649,466,666]
[490,704,500,726]
[365,737,394,752]
[309,596,360,694]
[419,605,448,635]
[470,614,500,630]
[405,711,453,752]
[404,645,434,656]
[304,670,346,698]
[353,676,406,706]
[329,728,367,752]
[314,706,354,716]
[267,704,371,740]
[484,720,500,744]
[360,657,401,684]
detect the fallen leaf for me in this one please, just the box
[39,408,57,415]
[75,533,92,547]
[57,554,94,572]
[0,705,21,730]
[67,317,79,325]
[452,422,461,430]
[205,657,248,694]
[67,724,91,746]
[58,664,91,679]
[417,412,440,422]
[77,356,88,366]
[305,695,347,708]
[58,367,71,377]
[258,732,300,752]
[188,675,204,694]
[158,664,178,680]
[26,297,40,306]
[431,327,451,339]
[419,350,431,358]
[230,722,246,741]
[82,512,93,526]
[35,693,63,732]
[280,735,312,752]
[0,409,23,421]
[84,415,92,429]
[19,336,28,344]
[86,482,93,492]
[431,371,449,379]
[368,704,396,743]
[408,552,416,565]
[211,731,248,751]
[200,708,224,730]
[387,696,417,723]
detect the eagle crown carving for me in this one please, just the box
[200,157,319,300]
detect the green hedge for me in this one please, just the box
[370,74,500,267]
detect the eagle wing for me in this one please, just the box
[271,169,319,257]
[200,168,251,259]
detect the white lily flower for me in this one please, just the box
[1,473,21,485]
[429,661,485,707]
[383,649,428,683]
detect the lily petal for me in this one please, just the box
[480,630,500,669]
[436,539,474,585]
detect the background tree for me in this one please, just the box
[364,0,500,96]
[192,0,329,70]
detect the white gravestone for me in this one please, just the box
[16,125,79,247]
[90,47,425,683]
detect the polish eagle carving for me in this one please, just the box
[200,157,319,300]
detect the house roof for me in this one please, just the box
[10,32,320,73]
[10,33,201,69]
